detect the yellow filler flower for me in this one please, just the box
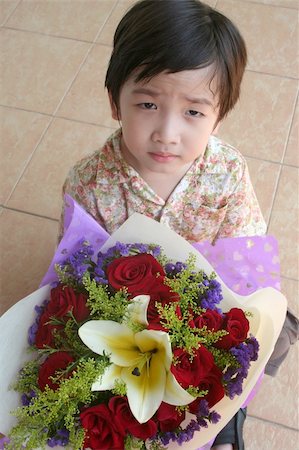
[78,319,194,423]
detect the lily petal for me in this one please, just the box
[126,295,150,325]
[91,363,122,391]
[79,320,193,424]
[79,320,140,366]
[135,329,173,370]
[163,371,195,406]
[122,349,167,423]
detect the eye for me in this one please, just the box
[139,102,157,110]
[187,109,204,118]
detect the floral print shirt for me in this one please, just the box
[60,129,266,243]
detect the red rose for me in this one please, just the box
[146,284,180,331]
[47,285,89,322]
[107,254,165,295]
[35,311,63,349]
[189,365,225,410]
[80,403,125,450]
[192,309,223,331]
[171,346,215,388]
[216,308,249,349]
[35,286,89,349]
[109,396,157,440]
[38,351,74,391]
[155,402,185,432]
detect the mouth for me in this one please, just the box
[148,152,178,163]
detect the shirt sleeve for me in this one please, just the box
[216,160,267,239]
[57,160,103,243]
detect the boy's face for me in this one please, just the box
[109,67,220,179]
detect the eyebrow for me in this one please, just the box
[132,88,160,97]
[184,95,214,108]
[132,88,215,108]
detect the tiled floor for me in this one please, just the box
[0,0,298,448]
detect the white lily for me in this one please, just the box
[78,320,194,423]
[126,295,150,326]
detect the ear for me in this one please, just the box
[108,91,120,121]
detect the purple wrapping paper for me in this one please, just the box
[40,195,281,450]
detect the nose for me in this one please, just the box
[151,113,180,146]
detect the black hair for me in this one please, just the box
[105,0,247,122]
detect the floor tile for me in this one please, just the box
[0,209,58,316]
[284,99,298,167]
[244,0,298,8]
[97,0,217,45]
[280,277,299,317]
[247,343,298,429]
[5,0,116,42]
[218,71,298,162]
[246,157,280,225]
[6,118,114,220]
[97,0,136,46]
[268,166,299,280]
[0,0,19,25]
[0,28,90,114]
[0,106,51,205]
[244,416,299,450]
[217,0,298,78]
[57,44,116,127]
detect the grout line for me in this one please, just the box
[0,104,117,131]
[0,0,22,27]
[4,117,55,205]
[50,0,118,120]
[219,0,299,11]
[247,413,299,432]
[0,205,59,222]
[280,274,299,283]
[244,154,299,169]
[245,67,299,82]
[266,90,298,231]
[1,25,96,43]
[3,0,119,205]
[1,25,115,48]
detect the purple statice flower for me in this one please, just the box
[197,399,210,417]
[28,300,48,345]
[59,238,94,283]
[164,261,187,277]
[225,338,259,399]
[47,429,69,447]
[21,390,36,406]
[151,399,221,447]
[210,410,221,424]
[133,243,149,254]
[93,266,107,284]
[115,241,130,256]
[246,335,259,361]
[0,436,10,449]
[165,263,176,275]
[151,245,161,257]
[199,277,223,310]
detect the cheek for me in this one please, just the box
[185,124,213,156]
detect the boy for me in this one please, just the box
[61,1,297,448]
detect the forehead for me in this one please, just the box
[125,66,219,103]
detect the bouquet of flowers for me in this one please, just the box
[0,213,287,450]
